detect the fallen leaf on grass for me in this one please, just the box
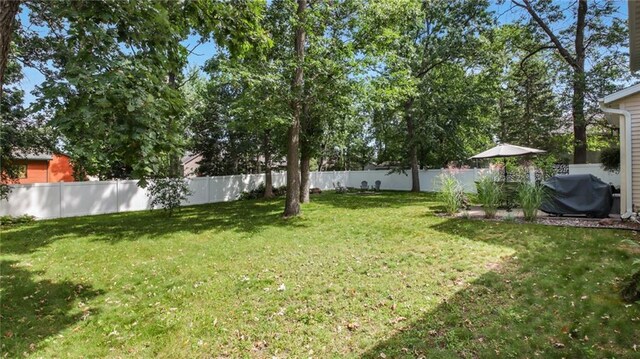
[347,322,359,331]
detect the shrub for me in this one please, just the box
[239,184,287,200]
[476,173,503,219]
[0,214,36,226]
[437,173,465,215]
[239,183,267,200]
[620,239,640,303]
[600,146,620,173]
[517,182,546,221]
[148,177,192,215]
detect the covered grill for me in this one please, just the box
[540,174,613,218]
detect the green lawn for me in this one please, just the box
[1,192,638,358]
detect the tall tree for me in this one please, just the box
[283,0,306,217]
[0,0,20,97]
[511,0,628,163]
[10,0,266,184]
[360,0,490,191]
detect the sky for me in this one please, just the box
[16,0,630,105]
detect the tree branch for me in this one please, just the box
[519,45,554,71]
[511,0,577,68]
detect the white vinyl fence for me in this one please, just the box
[1,164,618,219]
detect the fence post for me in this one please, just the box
[116,180,120,212]
[58,182,63,218]
[207,176,211,203]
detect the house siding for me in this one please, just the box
[620,94,640,211]
[14,154,75,184]
[48,154,74,182]
[19,161,49,184]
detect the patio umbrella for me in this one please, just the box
[469,143,546,212]
[469,143,546,182]
[469,143,546,160]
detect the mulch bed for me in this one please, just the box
[441,208,640,231]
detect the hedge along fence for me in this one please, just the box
[0,165,617,219]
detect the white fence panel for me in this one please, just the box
[60,181,118,217]
[347,170,408,190]
[0,184,61,219]
[1,164,620,220]
[185,177,209,205]
[568,164,619,186]
[118,180,151,212]
[208,176,238,202]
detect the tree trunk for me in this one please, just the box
[300,153,310,203]
[572,0,587,164]
[167,72,181,177]
[299,89,311,203]
[263,131,274,199]
[0,0,20,99]
[283,0,306,217]
[405,98,420,192]
[518,0,589,163]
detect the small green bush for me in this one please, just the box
[148,178,192,215]
[0,214,36,226]
[438,173,465,215]
[600,146,620,173]
[517,182,546,221]
[476,173,503,219]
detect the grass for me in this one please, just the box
[1,192,638,358]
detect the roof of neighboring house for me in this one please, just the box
[182,153,202,165]
[630,0,640,72]
[602,83,640,105]
[13,151,54,161]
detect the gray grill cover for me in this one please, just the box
[540,174,613,218]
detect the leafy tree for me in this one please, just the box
[487,25,567,158]
[8,0,267,185]
[0,0,20,97]
[0,57,51,198]
[511,0,632,163]
[360,0,491,191]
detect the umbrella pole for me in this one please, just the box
[504,157,511,212]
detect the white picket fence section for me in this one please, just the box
[0,164,618,219]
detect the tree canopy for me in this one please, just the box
[2,0,635,214]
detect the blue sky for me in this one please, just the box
[17,0,630,105]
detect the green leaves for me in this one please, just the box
[16,0,268,182]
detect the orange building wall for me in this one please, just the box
[18,161,49,184]
[16,154,75,184]
[48,154,74,182]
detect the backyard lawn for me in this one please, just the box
[1,192,638,358]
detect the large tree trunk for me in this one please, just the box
[299,92,311,203]
[572,71,587,164]
[405,98,420,192]
[300,152,310,203]
[263,131,274,199]
[572,0,587,164]
[0,0,20,99]
[283,0,306,217]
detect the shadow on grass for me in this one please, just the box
[0,260,104,357]
[361,219,638,358]
[1,197,308,255]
